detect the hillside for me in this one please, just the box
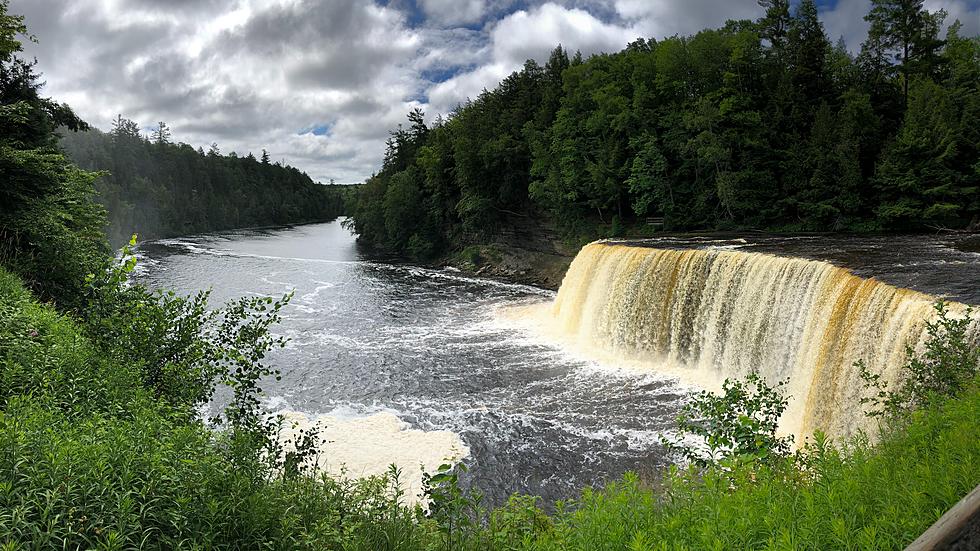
[61,124,348,245]
[347,0,980,265]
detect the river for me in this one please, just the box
[136,220,980,507]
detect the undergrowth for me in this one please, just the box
[2,257,977,549]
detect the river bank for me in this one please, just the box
[441,243,573,290]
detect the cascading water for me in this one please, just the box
[141,222,980,504]
[546,242,979,440]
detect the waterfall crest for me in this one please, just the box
[549,242,978,439]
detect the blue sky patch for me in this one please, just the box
[299,122,334,137]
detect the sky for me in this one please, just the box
[12,0,980,184]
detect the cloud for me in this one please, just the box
[420,0,487,26]
[13,0,965,184]
[614,0,760,38]
[925,0,980,37]
[821,0,872,51]
[492,3,635,66]
[15,0,426,183]
[428,2,636,113]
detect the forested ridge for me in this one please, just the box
[349,0,980,260]
[61,123,349,245]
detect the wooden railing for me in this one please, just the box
[905,483,980,550]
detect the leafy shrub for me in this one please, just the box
[861,301,979,419]
[500,379,980,550]
[0,266,446,550]
[0,268,143,418]
[423,462,484,549]
[662,371,793,467]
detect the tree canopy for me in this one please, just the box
[349,1,979,260]
[61,123,349,245]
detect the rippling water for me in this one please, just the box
[137,220,688,507]
[137,221,980,507]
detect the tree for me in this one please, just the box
[626,133,671,217]
[873,78,976,229]
[863,0,946,103]
[152,121,171,144]
[261,148,270,164]
[0,0,106,308]
[787,0,831,108]
[758,0,791,54]
[110,114,141,141]
[61,120,347,244]
[382,167,423,250]
[340,1,980,252]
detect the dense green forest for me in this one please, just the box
[349,0,980,260]
[2,1,979,548]
[60,121,348,245]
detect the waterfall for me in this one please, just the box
[547,242,978,440]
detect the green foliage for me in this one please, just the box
[3,1,980,549]
[0,147,109,309]
[423,462,484,549]
[59,121,347,245]
[0,261,444,550]
[861,301,979,418]
[662,371,793,467]
[348,0,979,257]
[0,2,106,308]
[8,241,971,550]
[520,383,980,550]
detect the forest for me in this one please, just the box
[349,0,980,260]
[61,120,348,245]
[2,0,979,548]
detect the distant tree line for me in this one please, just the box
[348,0,980,260]
[61,119,349,245]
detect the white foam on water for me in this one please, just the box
[276,410,469,506]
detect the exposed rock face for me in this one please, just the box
[446,215,575,290]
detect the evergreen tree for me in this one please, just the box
[758,0,791,54]
[61,123,348,244]
[0,1,106,307]
[346,0,980,254]
[864,0,946,103]
[151,121,171,144]
[787,0,831,109]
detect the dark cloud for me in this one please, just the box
[288,48,393,90]
[228,0,377,51]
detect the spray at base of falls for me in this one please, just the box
[522,242,979,441]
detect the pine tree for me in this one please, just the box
[758,0,791,53]
[863,0,946,104]
[151,121,171,144]
[787,0,831,108]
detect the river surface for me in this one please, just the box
[137,221,980,507]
